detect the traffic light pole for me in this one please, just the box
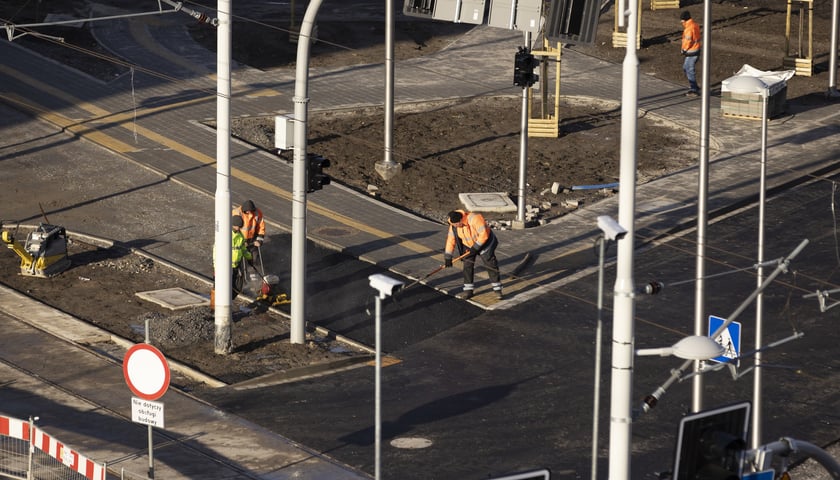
[289,0,324,345]
[514,85,529,228]
[513,32,532,229]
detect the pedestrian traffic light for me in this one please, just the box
[672,402,750,480]
[306,153,330,193]
[513,47,539,87]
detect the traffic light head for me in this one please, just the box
[306,154,331,193]
[513,47,539,87]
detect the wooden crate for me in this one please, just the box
[721,86,787,119]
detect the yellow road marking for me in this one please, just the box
[1,66,437,257]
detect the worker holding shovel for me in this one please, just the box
[444,210,503,300]
[211,215,253,309]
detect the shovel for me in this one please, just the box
[402,251,470,291]
[255,245,271,296]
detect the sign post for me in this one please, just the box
[123,343,171,480]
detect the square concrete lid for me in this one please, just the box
[458,192,517,213]
[135,288,208,310]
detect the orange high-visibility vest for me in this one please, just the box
[445,210,492,256]
[681,18,701,55]
[232,206,266,243]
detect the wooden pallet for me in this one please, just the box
[650,0,680,10]
[528,118,559,138]
[611,31,641,49]
[783,56,813,76]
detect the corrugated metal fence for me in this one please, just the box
[0,415,106,480]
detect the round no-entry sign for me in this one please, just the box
[123,343,171,401]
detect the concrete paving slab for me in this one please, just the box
[459,192,517,212]
[135,288,207,310]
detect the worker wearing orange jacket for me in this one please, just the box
[680,10,702,96]
[443,209,503,300]
[232,200,266,248]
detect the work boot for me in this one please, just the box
[457,290,474,300]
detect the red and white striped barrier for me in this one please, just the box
[0,415,106,480]
[0,416,29,440]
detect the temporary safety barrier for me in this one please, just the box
[0,415,107,480]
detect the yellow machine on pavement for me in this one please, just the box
[1,222,71,277]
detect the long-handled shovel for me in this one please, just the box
[256,245,271,296]
[402,251,470,290]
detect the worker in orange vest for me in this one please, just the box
[232,200,266,249]
[680,10,702,96]
[443,209,503,300]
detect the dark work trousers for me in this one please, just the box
[232,263,245,299]
[460,234,501,292]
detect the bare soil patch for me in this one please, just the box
[0,233,370,389]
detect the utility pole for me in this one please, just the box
[213,0,232,354]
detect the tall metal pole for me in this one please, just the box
[592,236,607,480]
[290,0,324,344]
[692,0,713,413]
[374,293,383,480]
[515,31,532,229]
[608,0,639,476]
[213,0,233,354]
[829,0,840,96]
[752,91,769,449]
[374,0,401,180]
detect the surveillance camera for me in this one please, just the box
[597,215,628,241]
[369,274,404,298]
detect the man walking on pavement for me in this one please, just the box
[233,200,266,249]
[680,10,702,96]
[443,209,503,300]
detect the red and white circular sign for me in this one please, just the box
[123,343,171,401]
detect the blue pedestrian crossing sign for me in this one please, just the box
[708,315,740,364]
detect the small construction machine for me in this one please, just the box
[1,222,71,277]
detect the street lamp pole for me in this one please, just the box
[608,0,640,473]
[752,86,769,449]
[368,274,404,480]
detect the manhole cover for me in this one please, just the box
[390,437,433,449]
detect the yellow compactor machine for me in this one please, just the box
[1,223,71,277]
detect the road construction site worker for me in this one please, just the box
[680,10,702,96]
[232,200,266,248]
[211,215,253,309]
[443,209,502,300]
